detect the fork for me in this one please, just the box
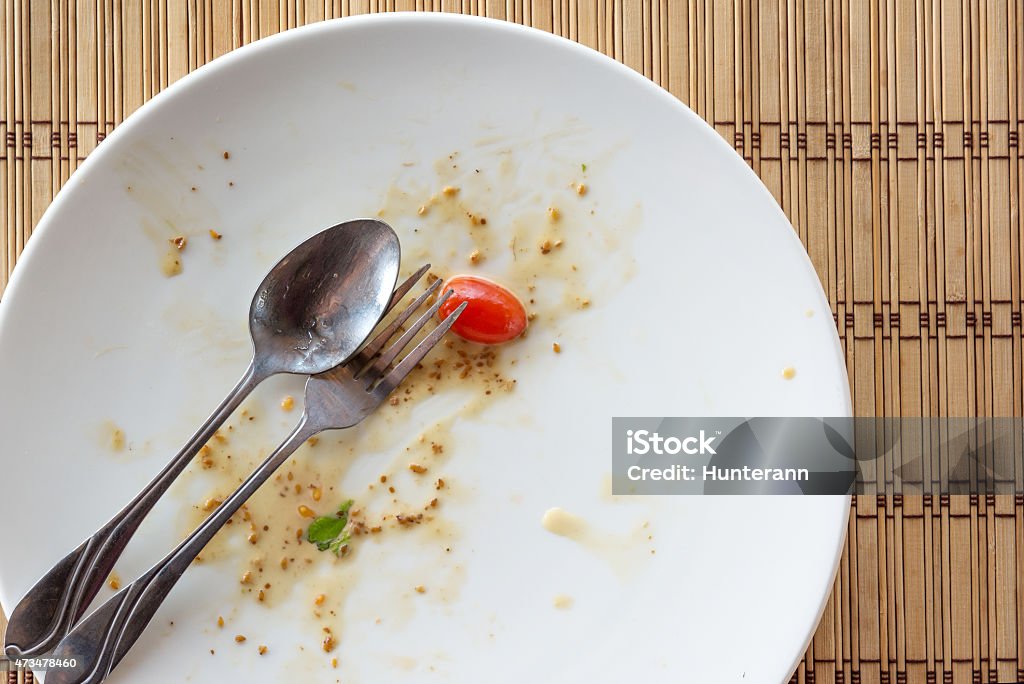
[46,277,466,684]
[3,256,427,662]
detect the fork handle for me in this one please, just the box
[46,417,318,684]
[3,360,267,660]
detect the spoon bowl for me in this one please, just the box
[250,218,401,376]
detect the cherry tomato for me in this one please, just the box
[437,275,528,345]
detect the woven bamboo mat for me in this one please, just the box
[2,2,1023,683]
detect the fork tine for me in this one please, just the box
[359,289,455,387]
[351,274,440,368]
[387,264,431,313]
[371,302,468,398]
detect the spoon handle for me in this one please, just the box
[46,416,319,684]
[3,360,267,659]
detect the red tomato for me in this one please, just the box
[437,275,528,345]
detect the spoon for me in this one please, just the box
[3,218,401,659]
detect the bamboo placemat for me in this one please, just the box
[2,2,1023,683]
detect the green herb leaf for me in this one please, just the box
[581,163,587,172]
[306,499,356,556]
[307,516,347,551]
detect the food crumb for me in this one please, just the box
[441,185,459,197]
[217,616,224,628]
[414,585,426,594]
[234,635,246,643]
[548,207,561,222]
[307,437,319,447]
[322,634,336,652]
[541,507,586,540]
[408,463,428,474]
[435,478,446,490]
[209,229,223,240]
[240,571,252,584]
[258,645,267,655]
[552,594,574,609]
[331,658,338,668]
[540,240,552,255]
[468,249,482,264]
[109,426,126,452]
[311,486,322,502]
[576,183,588,195]
[160,252,183,277]
[108,571,121,590]
[315,594,326,606]
[298,505,316,518]
[281,395,295,411]
[782,366,797,380]
[552,342,561,354]
[223,151,230,160]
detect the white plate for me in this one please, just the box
[0,14,850,684]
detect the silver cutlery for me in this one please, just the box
[4,218,403,658]
[47,279,467,684]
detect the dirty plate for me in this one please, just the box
[0,14,849,684]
